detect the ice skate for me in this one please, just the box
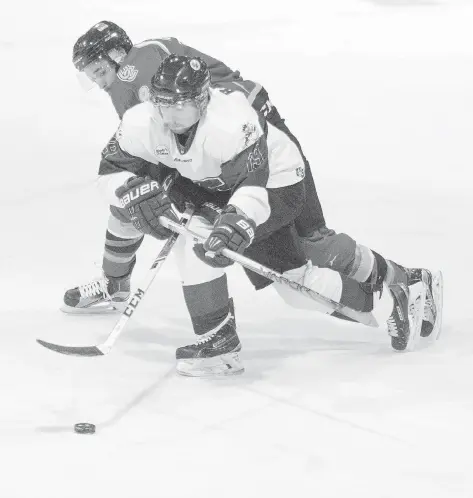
[61,273,131,314]
[406,268,443,340]
[387,273,425,352]
[176,312,244,377]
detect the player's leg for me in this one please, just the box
[300,231,440,343]
[271,234,429,351]
[173,215,244,377]
[61,206,142,314]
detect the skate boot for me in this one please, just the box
[387,272,426,352]
[61,273,131,314]
[176,312,244,377]
[406,268,444,340]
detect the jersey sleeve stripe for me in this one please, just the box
[246,82,263,106]
[134,40,171,54]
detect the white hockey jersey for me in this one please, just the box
[99,88,305,226]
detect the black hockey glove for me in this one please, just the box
[116,176,180,240]
[193,206,256,268]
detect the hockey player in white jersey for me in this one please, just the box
[92,54,442,376]
[65,22,440,343]
[63,21,337,314]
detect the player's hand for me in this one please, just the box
[116,176,180,240]
[196,201,223,224]
[193,206,256,268]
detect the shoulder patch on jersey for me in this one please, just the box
[242,122,258,148]
[117,65,139,82]
[139,85,150,102]
[155,145,169,156]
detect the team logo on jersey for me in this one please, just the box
[139,85,150,102]
[246,144,264,173]
[296,166,305,179]
[102,136,119,158]
[155,145,169,156]
[190,59,201,71]
[242,122,257,148]
[117,65,139,82]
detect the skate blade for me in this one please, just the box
[429,270,444,341]
[177,352,245,378]
[60,301,127,315]
[404,281,426,352]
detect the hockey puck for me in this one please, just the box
[74,423,96,434]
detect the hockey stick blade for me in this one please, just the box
[36,339,106,357]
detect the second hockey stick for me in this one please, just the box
[161,217,379,327]
[36,207,194,357]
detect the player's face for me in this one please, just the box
[156,100,201,134]
[83,60,117,91]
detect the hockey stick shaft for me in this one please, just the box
[36,207,194,357]
[99,205,194,352]
[160,217,378,327]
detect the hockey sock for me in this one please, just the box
[182,274,232,335]
[353,249,389,293]
[347,244,375,283]
[102,230,144,278]
[384,260,408,288]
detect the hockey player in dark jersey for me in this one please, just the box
[70,54,442,376]
[66,21,335,306]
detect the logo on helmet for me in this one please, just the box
[95,22,108,32]
[117,65,139,82]
[190,59,201,71]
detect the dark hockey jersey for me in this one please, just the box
[106,37,264,119]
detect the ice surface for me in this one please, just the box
[1,1,472,497]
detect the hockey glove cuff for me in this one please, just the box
[193,206,256,268]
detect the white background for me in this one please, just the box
[1,1,472,497]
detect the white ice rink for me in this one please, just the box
[1,1,473,496]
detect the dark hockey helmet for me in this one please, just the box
[73,21,132,71]
[150,54,211,107]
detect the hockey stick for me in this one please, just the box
[160,217,379,327]
[36,207,194,357]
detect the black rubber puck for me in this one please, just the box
[74,423,96,434]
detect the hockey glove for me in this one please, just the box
[193,206,256,268]
[116,176,180,240]
[196,201,224,225]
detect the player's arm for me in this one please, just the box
[225,135,271,227]
[192,117,271,268]
[97,133,151,207]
